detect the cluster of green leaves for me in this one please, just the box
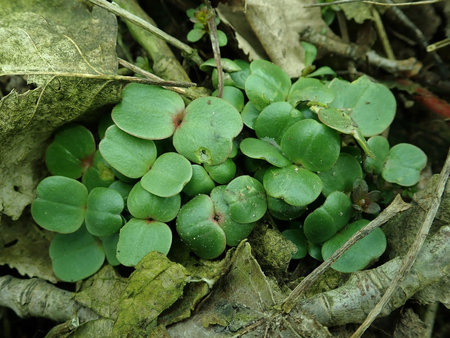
[32,44,427,281]
[186,5,227,47]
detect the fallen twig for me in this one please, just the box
[206,5,224,98]
[281,194,411,313]
[352,149,450,337]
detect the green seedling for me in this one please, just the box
[204,158,237,184]
[117,219,172,266]
[81,151,115,191]
[282,229,308,259]
[45,124,95,179]
[254,102,304,144]
[101,233,120,266]
[352,179,381,215]
[288,77,335,106]
[186,5,227,47]
[212,86,244,111]
[322,219,387,273]
[303,191,352,244]
[50,225,105,282]
[241,102,260,130]
[267,196,305,221]
[240,138,291,168]
[300,41,336,78]
[182,165,216,196]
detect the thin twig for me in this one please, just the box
[281,194,411,313]
[87,0,203,65]
[351,148,450,338]
[206,5,224,98]
[371,7,395,60]
[304,0,443,8]
[1,71,196,87]
[118,58,193,95]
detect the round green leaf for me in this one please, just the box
[141,152,192,197]
[212,86,244,112]
[364,136,390,174]
[281,119,341,172]
[173,97,242,165]
[263,165,322,207]
[241,101,260,130]
[229,59,250,89]
[200,58,242,72]
[224,176,267,223]
[176,194,226,259]
[204,158,236,184]
[318,152,363,197]
[254,102,304,144]
[307,66,336,78]
[108,180,134,202]
[98,113,114,140]
[212,69,235,88]
[288,77,335,106]
[382,143,427,186]
[303,191,353,243]
[182,165,216,196]
[116,219,172,266]
[217,30,228,46]
[31,176,87,233]
[50,226,105,282]
[328,76,396,136]
[187,28,205,42]
[99,125,157,179]
[45,124,95,179]
[267,196,305,221]
[245,60,291,110]
[82,151,116,191]
[211,186,256,246]
[316,106,357,134]
[301,41,317,67]
[322,219,387,273]
[85,187,124,237]
[101,233,120,266]
[127,182,180,222]
[112,83,185,140]
[240,138,291,168]
[282,229,308,259]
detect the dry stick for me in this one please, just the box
[207,8,224,98]
[351,148,450,338]
[304,0,443,8]
[300,27,420,74]
[1,71,195,87]
[118,58,194,95]
[87,0,202,65]
[281,194,411,313]
[371,7,395,60]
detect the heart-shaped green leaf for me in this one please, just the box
[101,233,120,266]
[281,119,340,171]
[364,136,390,174]
[82,151,116,191]
[173,97,243,165]
[224,175,267,223]
[240,138,291,168]
[212,86,244,111]
[204,158,237,184]
[99,125,157,179]
[263,165,322,207]
[141,152,192,197]
[282,229,308,259]
[210,186,256,246]
[322,219,387,273]
[85,187,124,237]
[267,196,305,221]
[50,226,105,282]
[254,102,304,144]
[318,153,363,197]
[108,180,134,202]
[288,77,335,106]
[45,124,95,179]
[303,191,353,244]
[182,165,216,197]
[229,59,251,89]
[176,194,226,259]
[328,76,396,136]
[245,60,291,110]
[116,219,172,266]
[31,176,88,233]
[112,83,185,140]
[127,182,180,222]
[382,143,427,186]
[241,101,260,130]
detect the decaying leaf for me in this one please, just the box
[217,0,336,77]
[0,0,121,220]
[0,215,55,282]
